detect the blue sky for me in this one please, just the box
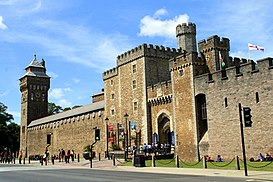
[0,0,272,124]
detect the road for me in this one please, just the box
[0,164,252,182]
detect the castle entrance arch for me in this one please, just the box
[157,114,171,145]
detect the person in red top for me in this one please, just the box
[19,150,23,164]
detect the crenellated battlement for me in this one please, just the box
[198,35,230,52]
[147,80,172,101]
[176,22,196,37]
[117,44,182,66]
[195,57,273,86]
[102,67,118,80]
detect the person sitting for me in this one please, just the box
[257,153,265,161]
[265,153,272,161]
[205,155,214,162]
[216,155,224,162]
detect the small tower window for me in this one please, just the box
[111,93,115,100]
[132,80,136,89]
[133,102,138,111]
[132,64,136,73]
[110,80,114,85]
[256,92,259,103]
[111,109,115,116]
[179,69,184,77]
[31,93,34,101]
[225,97,228,107]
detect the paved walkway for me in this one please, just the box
[4,159,273,181]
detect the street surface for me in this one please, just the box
[0,164,259,182]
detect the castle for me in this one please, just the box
[20,22,273,161]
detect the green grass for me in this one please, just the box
[119,159,273,171]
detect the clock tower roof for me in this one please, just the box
[21,54,50,79]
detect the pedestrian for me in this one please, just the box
[61,149,65,162]
[19,150,23,164]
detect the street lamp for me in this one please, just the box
[124,113,129,161]
[105,117,109,160]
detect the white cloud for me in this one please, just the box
[0,90,9,97]
[49,87,71,100]
[138,9,189,38]
[56,99,72,108]
[47,71,59,79]
[0,19,131,71]
[73,78,80,84]
[0,16,8,30]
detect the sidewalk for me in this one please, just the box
[14,159,273,181]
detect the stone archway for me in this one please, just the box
[157,114,171,145]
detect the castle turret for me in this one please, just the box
[176,22,197,53]
[19,54,50,156]
[198,35,230,73]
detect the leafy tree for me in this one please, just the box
[63,107,71,111]
[48,102,63,115]
[0,102,19,152]
[72,105,82,109]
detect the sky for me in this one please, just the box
[0,0,272,124]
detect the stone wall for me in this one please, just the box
[195,57,273,160]
[27,110,106,159]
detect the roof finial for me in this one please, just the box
[34,53,37,59]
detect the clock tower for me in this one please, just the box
[19,54,50,156]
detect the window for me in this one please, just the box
[132,64,136,73]
[133,80,136,89]
[179,69,184,77]
[47,134,51,145]
[225,97,228,107]
[133,102,138,111]
[42,93,45,101]
[30,93,34,101]
[110,80,114,85]
[256,92,259,103]
[111,109,115,116]
[201,103,207,120]
[111,93,115,100]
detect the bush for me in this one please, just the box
[111,143,121,151]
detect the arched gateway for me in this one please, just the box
[157,113,171,145]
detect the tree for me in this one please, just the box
[48,102,63,115]
[0,102,20,152]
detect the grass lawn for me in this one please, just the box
[118,158,273,171]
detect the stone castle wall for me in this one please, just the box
[195,57,273,160]
[27,110,106,158]
[103,44,181,146]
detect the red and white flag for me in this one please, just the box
[248,43,264,51]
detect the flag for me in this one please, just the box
[219,51,225,68]
[248,43,264,51]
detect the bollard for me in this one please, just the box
[29,157,30,164]
[13,157,15,164]
[52,157,54,165]
[235,155,240,170]
[176,155,180,168]
[19,158,21,164]
[23,157,25,164]
[45,158,47,166]
[99,153,101,161]
[78,154,80,162]
[112,154,115,166]
[41,158,43,165]
[203,156,207,169]
[152,154,155,167]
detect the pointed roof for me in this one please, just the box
[27,53,45,68]
[20,54,50,79]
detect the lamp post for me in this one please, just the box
[105,117,109,160]
[124,113,129,161]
